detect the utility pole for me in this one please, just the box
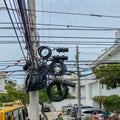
[28,0,39,120]
[76,46,81,120]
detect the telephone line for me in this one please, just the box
[4,7,120,19]
[0,22,119,30]
[0,35,118,40]
[0,26,119,31]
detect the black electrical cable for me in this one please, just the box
[34,10,120,19]
[6,8,120,19]
[17,0,32,52]
[49,60,67,76]
[1,22,120,30]
[12,0,26,42]
[38,46,52,60]
[0,35,118,40]
[3,0,26,60]
[47,80,69,102]
[0,26,119,31]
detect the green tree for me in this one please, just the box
[93,64,120,89]
[93,95,120,112]
[39,88,51,102]
[0,81,29,105]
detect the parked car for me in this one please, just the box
[61,105,72,114]
[66,104,83,115]
[80,108,104,120]
[70,105,96,117]
[61,104,80,115]
[43,102,51,112]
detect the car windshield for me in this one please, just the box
[81,106,93,109]
[83,110,104,114]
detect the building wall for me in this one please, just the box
[0,72,7,93]
[100,84,120,96]
[0,78,7,93]
[108,50,120,60]
[52,75,120,111]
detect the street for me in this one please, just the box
[43,111,75,120]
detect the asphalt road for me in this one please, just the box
[43,111,75,120]
[39,104,76,120]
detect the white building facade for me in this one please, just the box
[0,72,7,93]
[52,32,120,110]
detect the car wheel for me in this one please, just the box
[67,109,71,115]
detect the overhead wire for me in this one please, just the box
[17,0,32,57]
[12,0,26,43]
[48,0,52,46]
[0,35,118,40]
[0,22,120,29]
[0,40,118,46]
[0,26,120,31]
[4,7,120,19]
[0,59,120,65]
[41,0,44,41]
[3,0,26,60]
[8,0,25,42]
[3,0,33,81]
[2,2,120,80]
[35,10,120,19]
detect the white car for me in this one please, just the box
[70,105,97,117]
[80,108,104,120]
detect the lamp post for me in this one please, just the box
[76,46,81,120]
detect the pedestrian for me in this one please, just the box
[59,113,64,120]
[91,111,98,120]
[39,114,42,120]
[52,117,55,120]
[73,106,78,119]
[102,109,111,120]
[103,110,111,118]
[56,114,62,120]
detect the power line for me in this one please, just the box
[0,35,118,40]
[11,0,25,42]
[3,0,26,60]
[4,7,120,19]
[0,39,117,43]
[0,22,119,30]
[0,40,117,46]
[0,26,119,31]
[35,10,120,19]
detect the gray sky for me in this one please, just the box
[0,0,120,84]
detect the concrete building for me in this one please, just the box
[0,72,7,93]
[52,31,120,110]
[80,30,120,108]
[0,72,18,93]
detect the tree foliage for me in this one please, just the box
[93,64,120,89]
[0,80,29,106]
[39,88,51,102]
[39,87,73,103]
[93,95,120,112]
[0,79,73,106]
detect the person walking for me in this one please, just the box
[102,110,111,120]
[59,113,64,120]
[91,111,99,120]
[103,110,111,118]
[55,114,62,120]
